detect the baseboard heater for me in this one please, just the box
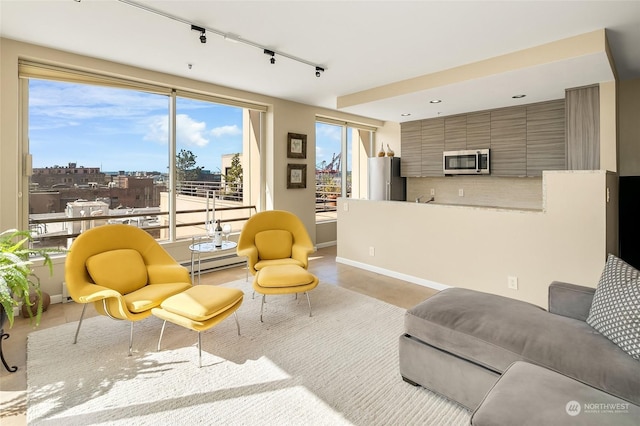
[182,253,246,274]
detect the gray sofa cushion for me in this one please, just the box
[405,288,640,405]
[471,361,640,426]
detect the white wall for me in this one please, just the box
[337,170,616,308]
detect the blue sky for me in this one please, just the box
[28,79,343,173]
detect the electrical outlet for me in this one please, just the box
[369,246,375,256]
[508,276,518,290]
[343,202,349,211]
[458,188,464,197]
[430,188,435,196]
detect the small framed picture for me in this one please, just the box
[287,133,307,159]
[287,163,307,189]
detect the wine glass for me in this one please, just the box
[222,223,232,243]
[206,220,215,242]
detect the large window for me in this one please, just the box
[28,79,171,247]
[315,120,373,223]
[173,96,245,239]
[22,63,263,249]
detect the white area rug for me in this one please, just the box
[27,280,470,425]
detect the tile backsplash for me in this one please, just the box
[407,176,543,210]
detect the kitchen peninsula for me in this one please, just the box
[336,170,617,308]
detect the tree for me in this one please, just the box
[223,153,243,196]
[176,149,201,184]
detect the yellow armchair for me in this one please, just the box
[237,210,314,276]
[65,224,192,355]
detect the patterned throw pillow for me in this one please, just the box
[586,254,640,360]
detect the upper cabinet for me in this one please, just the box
[566,85,600,170]
[444,116,467,151]
[400,120,422,177]
[466,112,490,150]
[421,118,444,176]
[490,107,527,176]
[526,100,566,176]
[400,99,569,177]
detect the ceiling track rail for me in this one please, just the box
[114,0,326,74]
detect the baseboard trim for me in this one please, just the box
[335,257,450,291]
[316,241,337,249]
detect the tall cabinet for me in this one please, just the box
[566,85,600,170]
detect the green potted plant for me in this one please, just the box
[0,229,55,328]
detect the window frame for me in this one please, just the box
[315,117,375,223]
[19,60,266,244]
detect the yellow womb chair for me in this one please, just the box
[237,210,315,276]
[65,224,192,355]
[237,210,318,321]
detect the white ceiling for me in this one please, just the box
[1,1,639,123]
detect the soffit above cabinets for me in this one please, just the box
[338,31,614,123]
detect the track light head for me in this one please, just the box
[191,25,206,44]
[264,49,275,64]
[315,66,324,77]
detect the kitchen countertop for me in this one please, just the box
[405,199,544,212]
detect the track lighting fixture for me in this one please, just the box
[264,49,276,64]
[191,25,206,44]
[116,1,325,76]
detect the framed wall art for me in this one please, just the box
[287,163,307,189]
[287,133,307,159]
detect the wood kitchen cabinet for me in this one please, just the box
[400,120,422,177]
[490,107,527,176]
[444,116,467,151]
[526,100,566,176]
[466,112,491,150]
[400,98,570,177]
[421,117,445,176]
[566,85,599,170]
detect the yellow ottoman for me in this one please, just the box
[253,264,319,322]
[151,285,243,367]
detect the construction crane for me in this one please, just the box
[317,152,341,174]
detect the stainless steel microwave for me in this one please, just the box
[443,149,490,175]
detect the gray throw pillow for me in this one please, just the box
[586,254,640,360]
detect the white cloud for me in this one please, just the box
[144,114,209,147]
[144,115,169,144]
[210,125,241,138]
[178,114,209,147]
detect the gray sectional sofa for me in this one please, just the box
[399,281,640,421]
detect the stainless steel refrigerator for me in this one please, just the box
[368,157,406,201]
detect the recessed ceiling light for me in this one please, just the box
[401,113,411,117]
[512,94,526,99]
[429,99,442,104]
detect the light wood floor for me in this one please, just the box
[0,245,437,425]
